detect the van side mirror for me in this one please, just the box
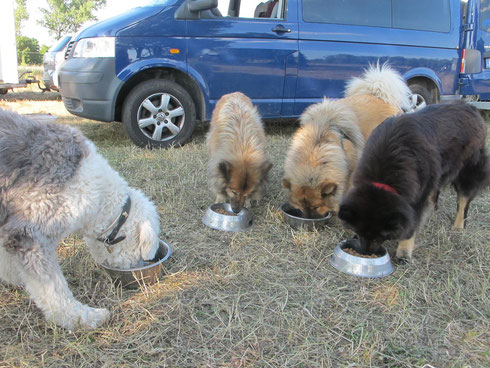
[175,0,218,20]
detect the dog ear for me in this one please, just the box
[282,178,291,190]
[321,182,337,198]
[138,220,159,261]
[218,160,232,182]
[338,204,357,224]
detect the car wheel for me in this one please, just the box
[0,89,8,95]
[122,79,196,148]
[408,83,434,111]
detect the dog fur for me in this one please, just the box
[282,64,412,218]
[0,109,160,330]
[207,92,273,213]
[338,102,490,260]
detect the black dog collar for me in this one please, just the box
[97,195,131,250]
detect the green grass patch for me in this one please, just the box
[0,99,488,367]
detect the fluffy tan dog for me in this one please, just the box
[282,64,412,218]
[207,92,273,213]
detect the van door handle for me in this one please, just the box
[272,25,291,34]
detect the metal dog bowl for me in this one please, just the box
[280,203,332,230]
[202,203,253,232]
[100,239,171,289]
[329,239,393,278]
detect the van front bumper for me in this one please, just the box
[59,57,122,122]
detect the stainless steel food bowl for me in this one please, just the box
[329,239,394,278]
[280,203,332,230]
[202,203,253,232]
[100,239,171,288]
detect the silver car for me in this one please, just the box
[42,35,72,91]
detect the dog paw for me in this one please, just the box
[394,256,411,265]
[78,306,110,330]
[395,249,412,263]
[53,305,110,330]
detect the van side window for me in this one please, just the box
[217,0,284,19]
[303,0,390,27]
[303,0,450,32]
[392,0,451,32]
[480,0,490,32]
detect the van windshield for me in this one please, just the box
[49,35,72,52]
[144,0,176,4]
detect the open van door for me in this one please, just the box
[183,0,298,118]
[460,0,490,105]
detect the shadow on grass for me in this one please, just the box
[264,118,298,136]
[0,91,61,101]
[58,118,131,148]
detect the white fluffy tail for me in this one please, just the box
[344,63,412,111]
[299,99,365,152]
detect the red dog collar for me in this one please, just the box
[371,182,398,195]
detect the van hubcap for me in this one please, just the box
[137,93,185,142]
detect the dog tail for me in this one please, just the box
[299,98,365,154]
[344,62,412,112]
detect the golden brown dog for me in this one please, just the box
[207,92,273,213]
[282,64,412,218]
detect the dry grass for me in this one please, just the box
[0,94,489,368]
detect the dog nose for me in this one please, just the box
[358,236,382,255]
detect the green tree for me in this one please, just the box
[16,36,43,65]
[40,45,50,55]
[38,0,107,40]
[14,0,29,37]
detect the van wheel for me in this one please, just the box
[122,79,196,148]
[408,83,434,111]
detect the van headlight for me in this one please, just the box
[73,37,115,58]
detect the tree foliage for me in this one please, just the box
[14,0,29,37]
[16,36,42,65]
[38,0,107,40]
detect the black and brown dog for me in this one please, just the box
[338,102,489,261]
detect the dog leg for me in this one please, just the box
[14,236,109,330]
[0,244,23,286]
[396,194,436,262]
[419,191,438,229]
[396,236,416,261]
[452,147,490,229]
[453,195,469,230]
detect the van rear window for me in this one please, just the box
[303,0,451,33]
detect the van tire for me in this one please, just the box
[122,79,196,149]
[408,83,434,111]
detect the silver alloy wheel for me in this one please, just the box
[409,93,427,111]
[136,92,185,142]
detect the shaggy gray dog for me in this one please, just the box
[0,109,160,330]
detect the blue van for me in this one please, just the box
[59,0,490,148]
